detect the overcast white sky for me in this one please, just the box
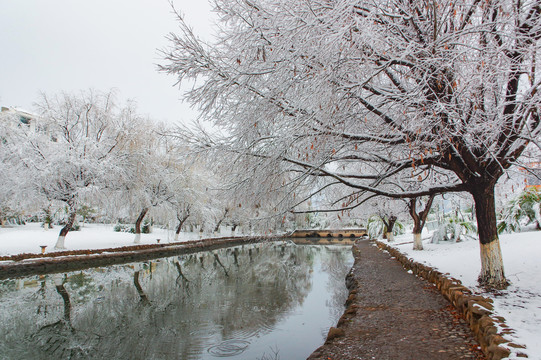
[0,0,215,125]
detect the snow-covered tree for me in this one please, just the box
[4,90,136,249]
[365,197,408,241]
[160,143,215,241]
[162,0,541,289]
[0,121,19,226]
[127,139,175,243]
[0,110,45,225]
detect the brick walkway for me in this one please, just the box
[308,240,486,360]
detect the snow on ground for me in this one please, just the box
[0,222,229,256]
[385,230,541,359]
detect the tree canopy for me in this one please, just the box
[161,0,541,288]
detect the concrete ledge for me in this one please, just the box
[375,240,527,360]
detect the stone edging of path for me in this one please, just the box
[374,240,527,360]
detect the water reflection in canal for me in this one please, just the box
[0,240,353,360]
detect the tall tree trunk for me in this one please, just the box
[54,207,76,249]
[134,207,149,244]
[174,213,190,242]
[471,183,509,289]
[214,208,230,233]
[384,216,397,242]
[199,222,205,236]
[409,195,435,251]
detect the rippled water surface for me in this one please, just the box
[0,240,353,359]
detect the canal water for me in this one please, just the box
[0,240,353,360]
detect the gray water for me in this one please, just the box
[0,241,353,360]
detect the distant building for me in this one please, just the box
[523,162,541,189]
[1,106,39,132]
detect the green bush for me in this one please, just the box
[77,205,97,224]
[41,207,54,229]
[498,187,541,234]
[142,220,151,234]
[114,223,132,233]
[114,221,151,233]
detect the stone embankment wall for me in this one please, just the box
[375,241,527,360]
[0,236,282,280]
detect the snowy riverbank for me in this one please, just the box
[0,222,236,257]
[383,231,541,359]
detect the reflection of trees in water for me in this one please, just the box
[0,242,351,359]
[69,242,315,359]
[133,271,151,306]
[29,274,101,359]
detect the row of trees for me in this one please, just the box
[160,0,541,289]
[1,88,360,249]
[0,90,245,249]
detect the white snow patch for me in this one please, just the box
[0,223,207,256]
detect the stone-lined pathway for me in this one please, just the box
[308,240,486,360]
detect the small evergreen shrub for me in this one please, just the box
[41,207,54,229]
[113,221,151,233]
[498,187,541,234]
[114,223,132,233]
[141,220,151,234]
[431,215,477,243]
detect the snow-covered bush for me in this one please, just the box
[40,207,54,229]
[498,187,541,234]
[77,205,97,226]
[367,215,405,239]
[431,215,477,243]
[113,220,152,234]
[113,223,129,232]
[307,212,329,229]
[0,207,26,226]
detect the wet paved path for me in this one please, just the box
[308,240,486,360]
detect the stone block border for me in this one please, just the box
[375,241,527,360]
